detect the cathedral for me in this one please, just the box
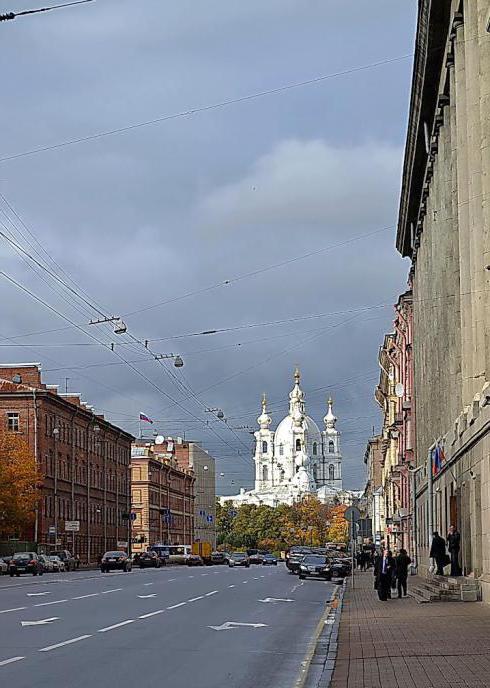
[220,369,343,507]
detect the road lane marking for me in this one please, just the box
[137,594,157,599]
[101,588,122,594]
[39,635,92,652]
[205,590,218,597]
[167,602,186,609]
[0,607,27,614]
[228,585,235,588]
[139,610,164,619]
[143,583,153,586]
[201,573,209,576]
[167,578,176,582]
[98,620,134,632]
[21,617,59,626]
[0,657,25,667]
[187,596,204,602]
[253,577,259,580]
[209,621,268,631]
[34,599,67,607]
[188,575,194,579]
[27,592,51,597]
[259,598,294,603]
[72,593,99,600]
[242,581,248,584]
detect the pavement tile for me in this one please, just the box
[330,571,490,687]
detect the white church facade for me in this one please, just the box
[220,369,343,507]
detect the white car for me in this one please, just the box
[39,555,54,572]
[49,555,65,572]
[0,558,8,574]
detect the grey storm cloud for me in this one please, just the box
[0,0,416,490]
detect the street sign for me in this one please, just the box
[48,526,56,535]
[344,506,361,522]
[65,521,80,532]
[117,541,128,548]
[130,513,137,521]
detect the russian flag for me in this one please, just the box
[139,412,153,424]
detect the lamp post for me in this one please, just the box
[52,427,59,548]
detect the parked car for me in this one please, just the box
[330,558,352,578]
[298,555,332,581]
[0,558,8,574]
[286,552,307,574]
[38,555,54,572]
[9,552,44,577]
[262,554,278,566]
[50,550,76,571]
[147,545,169,566]
[228,552,250,568]
[138,551,162,568]
[210,551,229,565]
[100,551,132,573]
[49,555,65,572]
[187,554,204,567]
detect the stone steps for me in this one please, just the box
[408,575,479,603]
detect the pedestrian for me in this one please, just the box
[447,525,461,576]
[430,531,448,575]
[395,548,411,598]
[356,551,362,570]
[360,551,367,571]
[374,549,396,601]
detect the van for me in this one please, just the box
[150,544,191,564]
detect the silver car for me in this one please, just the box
[49,555,65,572]
[39,555,54,572]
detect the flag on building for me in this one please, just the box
[139,412,153,424]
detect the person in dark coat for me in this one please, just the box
[395,548,411,598]
[430,531,447,575]
[447,525,461,576]
[374,549,396,601]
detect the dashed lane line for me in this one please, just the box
[72,593,99,600]
[34,599,68,607]
[98,620,134,633]
[0,607,27,614]
[228,585,235,588]
[167,602,186,609]
[187,596,204,602]
[101,588,122,594]
[205,590,218,597]
[139,610,164,619]
[39,635,92,652]
[0,656,25,667]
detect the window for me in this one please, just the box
[328,440,335,453]
[313,442,317,456]
[295,438,301,451]
[279,444,284,456]
[262,440,268,453]
[262,465,268,482]
[329,464,335,482]
[7,412,19,432]
[313,465,318,482]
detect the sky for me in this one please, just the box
[0,0,416,492]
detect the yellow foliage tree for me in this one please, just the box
[0,432,41,538]
[325,504,348,543]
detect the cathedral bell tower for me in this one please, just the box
[321,397,342,489]
[254,394,274,491]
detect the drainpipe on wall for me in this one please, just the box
[427,443,436,567]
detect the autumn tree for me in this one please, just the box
[325,504,348,543]
[0,431,41,538]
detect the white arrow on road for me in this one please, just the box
[27,592,51,597]
[21,617,59,627]
[208,622,268,631]
[137,594,157,599]
[258,598,294,603]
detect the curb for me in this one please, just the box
[297,578,346,688]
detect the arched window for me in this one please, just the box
[328,440,335,453]
[262,440,268,453]
[279,444,284,456]
[313,442,318,456]
[262,465,268,482]
[329,464,335,481]
[295,438,301,451]
[280,468,285,482]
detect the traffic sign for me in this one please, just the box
[48,526,56,535]
[344,506,361,522]
[65,521,80,532]
[130,512,137,521]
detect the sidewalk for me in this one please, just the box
[330,570,490,688]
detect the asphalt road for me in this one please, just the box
[0,564,336,688]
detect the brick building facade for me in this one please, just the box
[0,364,133,562]
[130,440,195,554]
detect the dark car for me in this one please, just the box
[187,554,204,567]
[51,550,76,571]
[228,552,250,568]
[210,551,228,565]
[298,555,332,581]
[247,549,264,565]
[138,551,162,568]
[286,552,307,574]
[100,551,132,573]
[9,552,44,577]
[331,558,352,578]
[262,554,278,566]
